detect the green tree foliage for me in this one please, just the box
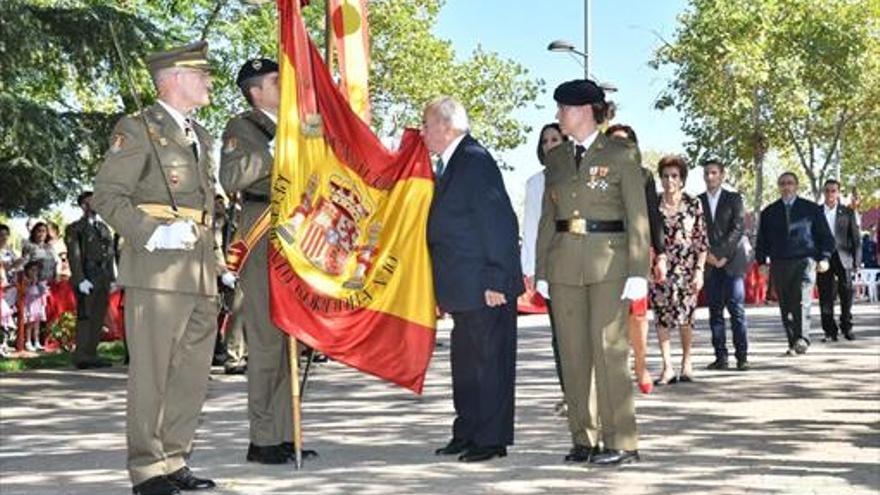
[0,0,541,216]
[653,0,879,208]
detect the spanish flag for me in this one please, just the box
[269,0,436,394]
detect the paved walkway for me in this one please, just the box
[1,303,878,494]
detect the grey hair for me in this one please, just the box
[152,67,181,92]
[426,96,469,132]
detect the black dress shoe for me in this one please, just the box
[75,359,113,370]
[843,331,855,341]
[247,443,289,464]
[590,449,640,466]
[706,359,729,370]
[132,476,180,495]
[564,444,601,463]
[653,375,678,386]
[224,364,246,375]
[280,442,319,459]
[458,446,507,462]
[166,467,215,491]
[435,437,472,455]
[736,360,751,371]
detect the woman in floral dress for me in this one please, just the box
[651,156,708,385]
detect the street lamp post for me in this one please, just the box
[584,0,591,77]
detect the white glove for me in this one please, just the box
[268,139,276,158]
[221,271,238,289]
[620,276,648,300]
[78,279,94,295]
[536,280,550,300]
[817,260,830,273]
[145,220,198,252]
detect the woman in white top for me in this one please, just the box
[521,122,568,414]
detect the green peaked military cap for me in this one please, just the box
[146,41,211,78]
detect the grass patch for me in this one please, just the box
[0,341,127,373]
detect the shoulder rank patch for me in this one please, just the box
[223,137,238,153]
[110,134,126,154]
[550,189,559,203]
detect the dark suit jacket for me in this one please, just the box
[427,134,525,312]
[756,197,834,264]
[699,189,749,277]
[643,169,664,254]
[825,203,861,270]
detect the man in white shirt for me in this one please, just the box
[817,179,861,341]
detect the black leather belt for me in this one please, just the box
[242,191,270,203]
[556,219,624,235]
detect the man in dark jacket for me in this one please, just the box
[424,96,523,463]
[699,159,751,370]
[817,179,861,341]
[756,172,834,356]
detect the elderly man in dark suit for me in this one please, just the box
[699,159,751,371]
[424,96,524,463]
[817,179,861,341]
[756,172,834,356]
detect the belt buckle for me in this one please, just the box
[570,218,587,235]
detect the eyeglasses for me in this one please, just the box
[778,180,797,186]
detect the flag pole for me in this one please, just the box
[288,336,304,469]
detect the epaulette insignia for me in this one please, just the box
[147,126,167,146]
[110,134,126,154]
[550,189,559,203]
[223,137,238,153]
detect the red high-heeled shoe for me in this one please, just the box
[637,370,654,394]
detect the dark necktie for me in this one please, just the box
[184,118,199,159]
[575,144,586,171]
[434,158,445,180]
[784,201,792,231]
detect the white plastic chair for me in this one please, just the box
[854,268,880,302]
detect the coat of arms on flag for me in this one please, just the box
[269,0,437,394]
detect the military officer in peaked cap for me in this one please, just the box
[535,79,651,466]
[219,57,306,465]
[92,41,231,495]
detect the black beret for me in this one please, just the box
[553,79,605,105]
[76,191,93,206]
[236,58,279,88]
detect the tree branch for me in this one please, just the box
[199,0,228,41]
[819,108,850,181]
[787,122,811,174]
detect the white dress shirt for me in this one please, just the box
[572,130,599,154]
[824,203,838,239]
[439,133,466,175]
[706,188,722,220]
[158,100,200,153]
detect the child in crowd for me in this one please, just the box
[22,260,47,352]
[0,223,20,357]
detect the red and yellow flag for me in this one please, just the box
[330,0,370,123]
[269,0,436,393]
